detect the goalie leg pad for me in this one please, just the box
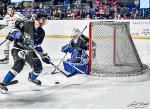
[63,61,88,74]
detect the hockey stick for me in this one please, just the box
[0,25,8,46]
[30,44,76,77]
[0,25,7,30]
[81,25,87,34]
[51,53,68,74]
[51,25,88,74]
[0,39,7,46]
[49,61,77,77]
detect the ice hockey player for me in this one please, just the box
[0,13,51,92]
[0,5,25,64]
[61,28,91,74]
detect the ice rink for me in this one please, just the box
[0,37,150,109]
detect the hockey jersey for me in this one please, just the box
[2,12,25,29]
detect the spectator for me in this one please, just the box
[52,9,60,20]
[0,0,149,20]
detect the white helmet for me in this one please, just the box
[7,5,14,11]
[71,28,81,37]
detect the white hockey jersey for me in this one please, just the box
[2,12,25,29]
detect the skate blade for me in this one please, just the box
[0,83,8,94]
[0,61,9,64]
[0,89,8,94]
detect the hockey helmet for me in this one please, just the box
[7,5,14,17]
[35,12,48,21]
[71,28,81,37]
[7,5,14,11]
[35,12,48,26]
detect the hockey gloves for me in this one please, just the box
[41,53,51,64]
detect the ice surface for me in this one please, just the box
[0,38,150,109]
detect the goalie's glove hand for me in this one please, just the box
[41,53,51,64]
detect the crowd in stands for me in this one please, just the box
[0,0,150,20]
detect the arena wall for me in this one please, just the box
[0,20,150,39]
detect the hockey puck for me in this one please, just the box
[55,82,60,84]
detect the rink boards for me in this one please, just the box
[0,20,150,39]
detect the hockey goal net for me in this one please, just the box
[89,21,148,76]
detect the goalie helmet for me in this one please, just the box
[71,28,81,37]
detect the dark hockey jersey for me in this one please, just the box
[70,34,89,51]
[13,26,45,51]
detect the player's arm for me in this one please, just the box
[34,29,51,64]
[35,46,51,65]
[34,28,45,53]
[16,12,26,20]
[0,15,10,26]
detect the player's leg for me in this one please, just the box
[2,49,25,85]
[0,49,25,93]
[26,51,43,85]
[0,40,11,64]
[0,33,14,64]
[2,61,24,84]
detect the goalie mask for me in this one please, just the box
[71,28,81,38]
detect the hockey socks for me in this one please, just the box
[0,71,17,93]
[3,71,16,84]
[28,71,41,85]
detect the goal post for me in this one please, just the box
[88,21,148,77]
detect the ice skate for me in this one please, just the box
[0,56,9,64]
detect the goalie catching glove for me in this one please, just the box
[40,53,51,64]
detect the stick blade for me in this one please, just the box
[66,71,77,77]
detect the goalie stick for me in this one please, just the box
[67,62,87,74]
[51,25,88,74]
